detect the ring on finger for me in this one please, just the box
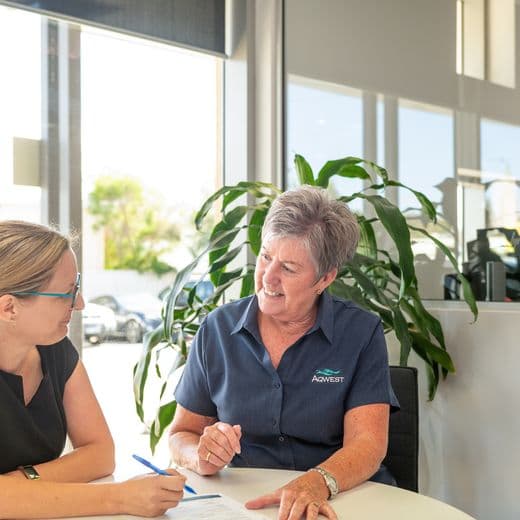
[310,501,321,509]
[205,451,212,462]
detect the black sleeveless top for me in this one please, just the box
[0,338,79,473]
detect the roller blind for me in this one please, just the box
[0,0,225,55]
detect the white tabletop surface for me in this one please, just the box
[171,467,476,520]
[51,468,475,520]
[54,466,475,520]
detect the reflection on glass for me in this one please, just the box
[398,100,454,299]
[481,118,520,230]
[398,100,454,212]
[286,77,363,211]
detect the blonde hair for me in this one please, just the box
[0,221,73,296]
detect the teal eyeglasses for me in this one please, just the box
[12,273,81,308]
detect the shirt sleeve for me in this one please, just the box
[344,320,400,412]
[174,321,218,417]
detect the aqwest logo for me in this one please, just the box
[311,368,344,383]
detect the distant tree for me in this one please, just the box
[88,176,180,275]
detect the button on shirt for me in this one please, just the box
[174,292,399,472]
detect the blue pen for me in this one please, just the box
[132,454,197,494]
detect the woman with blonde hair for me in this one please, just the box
[0,220,185,518]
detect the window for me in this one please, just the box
[286,76,363,211]
[456,0,515,87]
[398,100,455,299]
[0,6,42,222]
[0,3,222,459]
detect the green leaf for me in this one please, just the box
[248,206,269,255]
[357,194,415,297]
[149,400,177,454]
[357,216,378,258]
[294,154,315,185]
[316,157,371,188]
[240,270,255,297]
[391,306,413,366]
[406,286,446,349]
[208,244,244,274]
[133,324,164,421]
[370,181,437,222]
[410,330,455,373]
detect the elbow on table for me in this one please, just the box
[95,439,116,477]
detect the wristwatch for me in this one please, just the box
[310,466,338,499]
[17,465,40,480]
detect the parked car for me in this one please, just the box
[83,302,117,345]
[158,280,214,305]
[89,293,163,343]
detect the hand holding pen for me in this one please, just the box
[132,454,197,495]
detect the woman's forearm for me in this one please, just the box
[33,439,115,483]
[0,471,185,519]
[0,478,118,519]
[169,431,202,473]
[316,435,386,493]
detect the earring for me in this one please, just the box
[316,290,322,295]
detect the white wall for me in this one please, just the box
[286,0,520,124]
[388,302,520,520]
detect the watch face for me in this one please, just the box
[19,465,40,480]
[313,467,338,497]
[325,473,339,496]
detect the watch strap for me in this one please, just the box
[17,465,40,480]
[309,466,338,498]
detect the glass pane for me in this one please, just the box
[477,118,520,301]
[0,6,42,222]
[481,118,520,229]
[80,26,222,458]
[398,100,455,299]
[286,77,363,211]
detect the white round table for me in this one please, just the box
[171,467,476,520]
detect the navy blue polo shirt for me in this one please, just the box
[175,292,399,472]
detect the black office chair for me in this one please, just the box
[382,365,419,492]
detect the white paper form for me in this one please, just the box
[168,494,270,519]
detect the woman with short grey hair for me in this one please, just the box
[171,186,399,520]
[262,185,360,277]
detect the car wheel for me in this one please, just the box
[124,320,142,343]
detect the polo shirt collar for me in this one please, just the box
[231,292,335,345]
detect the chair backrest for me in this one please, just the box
[382,365,419,492]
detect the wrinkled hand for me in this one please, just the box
[245,471,338,520]
[197,422,242,475]
[118,469,185,517]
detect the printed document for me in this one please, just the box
[168,494,270,519]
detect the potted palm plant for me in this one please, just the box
[134,154,477,452]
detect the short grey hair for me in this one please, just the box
[261,185,359,278]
